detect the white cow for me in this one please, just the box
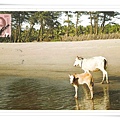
[73,56,109,84]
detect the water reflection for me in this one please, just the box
[0,76,119,110]
[74,84,110,110]
[75,98,94,110]
[103,85,110,110]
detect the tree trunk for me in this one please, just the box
[40,25,43,42]
[67,12,69,37]
[37,25,41,42]
[25,24,34,42]
[14,29,17,42]
[75,12,79,36]
[37,18,44,42]
[94,13,98,35]
[37,23,43,42]
[18,25,21,42]
[17,14,21,42]
[89,12,93,34]
[101,13,106,33]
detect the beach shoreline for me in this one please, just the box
[0,39,120,79]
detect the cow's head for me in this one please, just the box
[73,56,83,67]
[69,74,79,85]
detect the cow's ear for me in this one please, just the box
[77,56,80,59]
[77,56,81,60]
[73,75,76,82]
[73,74,76,78]
[79,57,83,60]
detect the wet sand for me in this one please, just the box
[0,39,120,110]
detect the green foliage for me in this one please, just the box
[104,24,120,34]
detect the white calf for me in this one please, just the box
[73,56,109,84]
[69,72,94,99]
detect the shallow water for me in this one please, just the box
[0,75,120,110]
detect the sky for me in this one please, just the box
[59,11,120,27]
[22,13,90,30]
[22,11,120,30]
[58,13,89,26]
[1,0,120,29]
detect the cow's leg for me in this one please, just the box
[101,72,105,84]
[100,68,109,84]
[87,84,93,99]
[73,85,78,99]
[105,70,109,84]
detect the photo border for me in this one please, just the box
[0,0,120,119]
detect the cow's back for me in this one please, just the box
[75,73,92,84]
[82,56,106,72]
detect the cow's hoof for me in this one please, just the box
[100,82,104,84]
[91,98,93,100]
[74,96,78,99]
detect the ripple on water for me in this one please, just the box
[0,76,120,110]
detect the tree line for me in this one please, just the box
[0,11,120,42]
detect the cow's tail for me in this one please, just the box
[104,58,107,70]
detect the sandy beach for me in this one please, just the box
[0,39,120,78]
[0,39,120,110]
